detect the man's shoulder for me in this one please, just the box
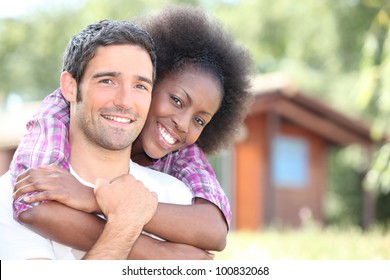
[0,171,11,181]
[129,161,193,204]
[0,171,12,194]
[0,172,13,213]
[130,161,180,182]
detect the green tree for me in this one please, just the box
[0,0,204,105]
[353,1,390,227]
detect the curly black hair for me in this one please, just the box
[140,6,254,154]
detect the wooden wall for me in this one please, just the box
[234,114,266,230]
[273,124,327,227]
[234,113,328,230]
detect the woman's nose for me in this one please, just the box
[172,113,190,133]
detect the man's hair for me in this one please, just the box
[141,6,254,154]
[62,19,157,86]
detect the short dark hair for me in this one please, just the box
[62,19,157,86]
[141,6,254,154]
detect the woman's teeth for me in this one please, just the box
[159,126,176,144]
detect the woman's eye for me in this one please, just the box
[171,96,182,107]
[194,117,206,126]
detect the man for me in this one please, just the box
[0,19,195,259]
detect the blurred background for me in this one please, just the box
[1,0,390,259]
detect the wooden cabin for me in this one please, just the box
[231,74,375,230]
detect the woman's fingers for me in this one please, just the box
[21,190,66,204]
[13,179,59,199]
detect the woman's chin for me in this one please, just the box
[145,149,169,160]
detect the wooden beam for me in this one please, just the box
[274,99,370,146]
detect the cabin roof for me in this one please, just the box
[249,74,377,146]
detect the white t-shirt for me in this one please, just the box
[0,161,193,260]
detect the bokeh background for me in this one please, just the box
[1,0,390,259]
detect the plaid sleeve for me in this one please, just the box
[9,88,70,219]
[13,192,50,220]
[9,88,70,186]
[152,144,232,229]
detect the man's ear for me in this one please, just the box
[60,71,78,102]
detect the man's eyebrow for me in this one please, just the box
[92,72,153,86]
[137,75,153,87]
[92,72,120,79]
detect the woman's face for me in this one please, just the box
[138,68,222,159]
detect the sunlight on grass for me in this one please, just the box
[216,227,390,260]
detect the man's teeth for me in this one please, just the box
[160,127,176,144]
[104,115,131,123]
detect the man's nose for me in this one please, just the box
[113,85,135,109]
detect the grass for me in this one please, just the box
[215,227,390,260]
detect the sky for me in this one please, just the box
[1,0,48,18]
[0,0,81,18]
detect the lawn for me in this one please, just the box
[216,227,390,260]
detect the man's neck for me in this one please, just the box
[69,139,131,184]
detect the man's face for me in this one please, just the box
[73,44,153,151]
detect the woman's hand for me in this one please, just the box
[13,165,100,213]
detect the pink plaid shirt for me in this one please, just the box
[10,88,232,228]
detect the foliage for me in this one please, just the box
[352,1,390,227]
[325,147,364,227]
[376,192,390,230]
[0,0,381,109]
[0,6,83,102]
[213,0,373,112]
[360,2,390,193]
[0,0,203,104]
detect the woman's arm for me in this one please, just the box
[14,162,228,251]
[19,202,103,251]
[129,234,215,260]
[19,202,213,259]
[144,198,227,251]
[14,166,227,251]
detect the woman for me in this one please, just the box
[11,6,253,258]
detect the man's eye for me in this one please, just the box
[100,79,113,84]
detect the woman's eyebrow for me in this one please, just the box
[182,89,213,116]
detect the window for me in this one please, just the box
[271,135,309,188]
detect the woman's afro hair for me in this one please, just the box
[140,6,254,154]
